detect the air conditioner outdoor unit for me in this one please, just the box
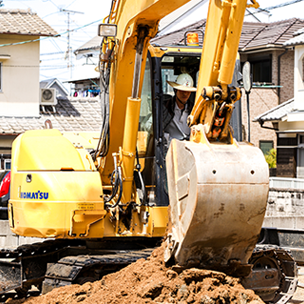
[40,88,57,105]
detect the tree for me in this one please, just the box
[265,148,276,168]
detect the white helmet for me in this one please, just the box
[167,73,196,92]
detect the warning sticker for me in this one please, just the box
[77,203,95,210]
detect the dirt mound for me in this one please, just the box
[7,244,263,304]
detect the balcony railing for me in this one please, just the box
[269,177,304,190]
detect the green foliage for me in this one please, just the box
[265,148,276,168]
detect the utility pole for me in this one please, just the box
[60,9,84,82]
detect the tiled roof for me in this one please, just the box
[253,98,295,122]
[72,18,304,53]
[284,27,304,46]
[284,33,304,46]
[74,36,102,55]
[295,27,304,35]
[0,9,57,36]
[240,19,304,50]
[151,19,206,46]
[40,78,69,96]
[0,97,102,135]
[152,18,304,51]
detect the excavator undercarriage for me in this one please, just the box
[0,240,298,303]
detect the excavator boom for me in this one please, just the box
[162,2,297,301]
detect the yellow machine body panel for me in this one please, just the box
[148,45,202,59]
[9,129,167,239]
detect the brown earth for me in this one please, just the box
[6,243,264,304]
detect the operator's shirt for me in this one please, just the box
[164,103,190,141]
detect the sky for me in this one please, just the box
[2,0,304,89]
[2,0,113,85]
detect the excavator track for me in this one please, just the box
[41,248,154,294]
[242,245,298,304]
[0,238,158,299]
[0,240,298,303]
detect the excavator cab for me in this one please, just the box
[138,46,242,210]
[137,48,202,208]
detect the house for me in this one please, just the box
[254,27,304,178]
[68,36,101,97]
[0,9,102,170]
[0,9,56,168]
[151,18,304,155]
[0,9,57,117]
[40,78,69,100]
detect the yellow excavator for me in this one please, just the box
[0,0,297,303]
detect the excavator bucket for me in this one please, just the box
[164,136,269,274]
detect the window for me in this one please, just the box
[252,59,271,83]
[161,55,201,106]
[259,140,273,155]
[247,56,272,83]
[4,159,10,170]
[138,57,153,157]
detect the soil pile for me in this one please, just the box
[7,243,264,304]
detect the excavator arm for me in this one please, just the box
[164,0,269,269]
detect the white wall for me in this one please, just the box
[72,50,99,82]
[279,120,304,131]
[0,35,40,117]
[294,45,304,111]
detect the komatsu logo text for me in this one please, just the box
[20,191,49,200]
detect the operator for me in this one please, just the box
[163,73,196,143]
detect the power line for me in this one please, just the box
[0,17,103,48]
[264,0,304,10]
[41,0,61,10]
[41,51,65,56]
[49,37,63,53]
[41,57,66,61]
[66,0,78,9]
[247,0,304,16]
[60,8,84,86]
[71,20,92,39]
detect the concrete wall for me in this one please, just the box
[0,34,40,117]
[0,220,43,248]
[241,88,278,148]
[263,188,304,229]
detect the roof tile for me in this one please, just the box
[0,9,57,36]
[151,18,304,51]
[253,98,295,122]
[0,97,102,134]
